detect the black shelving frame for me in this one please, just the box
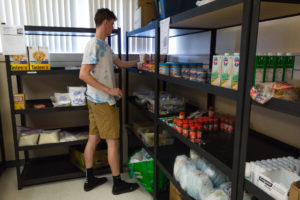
[0,114,6,175]
[5,26,122,189]
[125,1,300,200]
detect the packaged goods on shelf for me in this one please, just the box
[70,146,108,172]
[159,62,170,76]
[211,55,223,86]
[38,129,60,144]
[245,156,300,200]
[68,86,86,106]
[17,127,42,146]
[275,53,285,82]
[10,54,29,71]
[128,149,168,192]
[51,93,71,107]
[174,153,230,200]
[231,53,240,90]
[220,53,234,88]
[251,81,300,104]
[138,127,174,147]
[254,54,268,84]
[59,131,78,142]
[14,93,25,110]
[284,53,295,81]
[265,53,277,82]
[74,131,89,140]
[28,46,50,70]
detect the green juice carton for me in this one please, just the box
[265,53,277,82]
[220,53,233,88]
[284,53,295,81]
[211,55,223,86]
[275,53,285,82]
[253,54,267,85]
[231,53,240,90]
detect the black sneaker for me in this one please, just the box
[84,177,108,192]
[112,180,139,195]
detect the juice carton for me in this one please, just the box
[275,53,285,82]
[284,53,295,81]
[220,53,233,88]
[14,94,25,110]
[265,53,277,82]
[253,54,267,85]
[231,53,240,90]
[211,55,223,86]
[28,46,50,70]
[10,54,29,71]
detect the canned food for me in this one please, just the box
[159,63,170,76]
[170,63,182,78]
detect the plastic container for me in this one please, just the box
[170,63,182,78]
[159,63,170,76]
[189,63,198,81]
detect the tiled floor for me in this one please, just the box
[0,168,152,200]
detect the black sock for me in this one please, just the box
[113,175,122,186]
[86,168,94,182]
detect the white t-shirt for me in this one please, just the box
[82,37,118,105]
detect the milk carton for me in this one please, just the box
[265,53,276,82]
[220,53,233,88]
[28,46,50,70]
[231,53,240,90]
[275,53,285,82]
[284,53,295,81]
[253,54,267,85]
[211,55,223,86]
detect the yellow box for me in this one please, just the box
[10,55,29,71]
[289,181,300,200]
[14,94,26,110]
[70,147,108,172]
[28,46,50,70]
[169,181,182,200]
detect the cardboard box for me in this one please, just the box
[169,181,182,200]
[70,147,108,172]
[10,55,29,71]
[257,169,300,200]
[134,0,157,29]
[289,181,300,200]
[14,94,25,110]
[28,46,50,70]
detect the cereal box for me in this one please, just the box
[14,94,25,110]
[10,55,29,71]
[28,46,50,70]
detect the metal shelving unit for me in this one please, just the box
[5,26,122,189]
[0,114,6,175]
[125,0,300,200]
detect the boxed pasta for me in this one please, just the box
[14,93,25,110]
[10,54,29,71]
[28,46,50,70]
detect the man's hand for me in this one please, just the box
[107,88,122,99]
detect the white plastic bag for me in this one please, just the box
[52,93,71,107]
[205,189,229,200]
[38,129,60,144]
[174,155,189,181]
[68,86,86,106]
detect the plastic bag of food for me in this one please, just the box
[174,155,189,181]
[38,129,60,144]
[186,168,213,200]
[68,86,86,106]
[205,189,229,200]
[18,127,42,146]
[250,82,274,104]
[51,93,71,107]
[178,161,197,191]
[59,131,78,142]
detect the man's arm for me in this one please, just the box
[79,64,122,98]
[113,58,138,69]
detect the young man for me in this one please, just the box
[79,8,139,195]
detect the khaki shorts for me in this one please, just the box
[87,100,120,139]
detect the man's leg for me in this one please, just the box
[83,135,107,191]
[107,138,139,195]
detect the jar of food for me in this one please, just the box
[213,118,219,132]
[208,106,214,118]
[183,124,189,137]
[170,63,182,78]
[197,125,202,139]
[208,119,214,132]
[189,63,198,81]
[182,63,190,80]
[197,65,207,83]
[159,63,170,76]
[177,120,183,134]
[190,126,197,142]
[228,120,234,134]
[220,118,225,131]
[179,112,185,120]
